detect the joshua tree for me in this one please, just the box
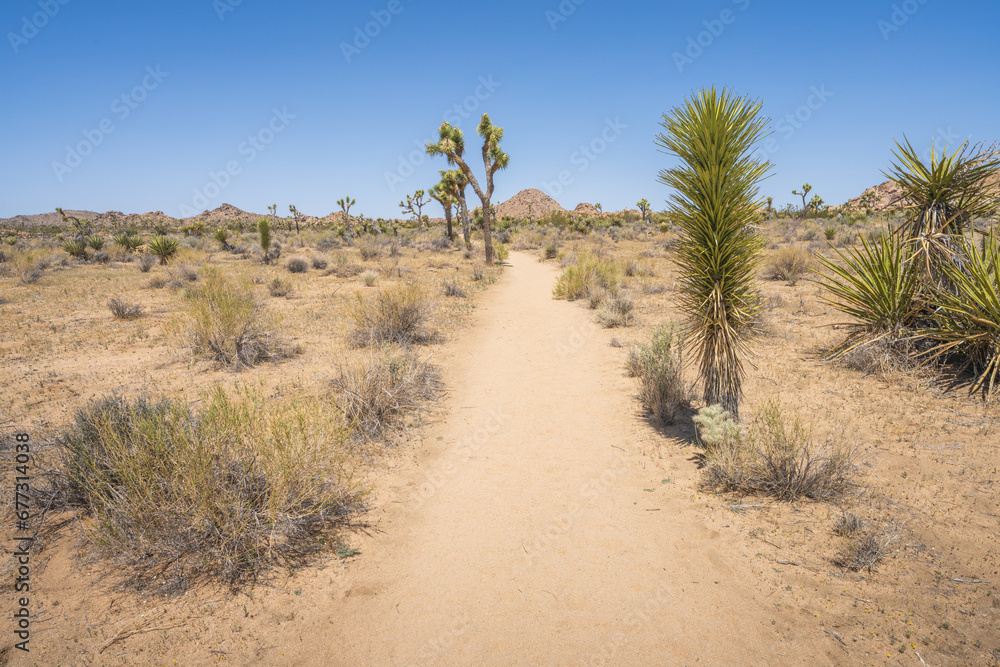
[289,204,302,234]
[809,194,825,217]
[656,86,771,420]
[637,198,651,224]
[400,189,429,228]
[258,217,272,264]
[429,177,457,241]
[765,196,774,218]
[792,184,812,218]
[595,202,603,214]
[427,114,509,265]
[337,196,356,237]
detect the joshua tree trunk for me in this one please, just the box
[458,191,471,249]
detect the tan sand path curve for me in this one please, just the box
[303,251,837,666]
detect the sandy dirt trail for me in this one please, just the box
[304,251,835,666]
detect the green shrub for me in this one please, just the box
[87,235,105,251]
[185,268,284,369]
[60,389,362,583]
[823,225,837,240]
[62,239,88,260]
[631,326,688,425]
[494,242,509,262]
[541,242,558,260]
[147,236,180,265]
[553,253,620,301]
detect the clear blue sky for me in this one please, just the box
[2,0,997,219]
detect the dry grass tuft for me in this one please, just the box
[700,401,859,501]
[57,389,362,585]
[332,348,440,440]
[442,277,467,298]
[596,291,636,328]
[107,298,142,320]
[837,530,893,572]
[348,283,433,347]
[768,245,813,285]
[185,268,285,369]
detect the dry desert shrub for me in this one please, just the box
[348,283,433,347]
[138,254,157,273]
[58,388,362,584]
[268,277,292,298]
[836,530,893,572]
[107,298,142,320]
[596,291,636,328]
[311,255,328,270]
[286,257,309,273]
[185,268,285,369]
[361,270,379,287]
[442,277,467,298]
[698,400,859,501]
[768,245,813,285]
[332,348,441,440]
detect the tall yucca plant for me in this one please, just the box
[655,87,771,419]
[884,138,1000,284]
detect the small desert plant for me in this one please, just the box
[62,239,88,260]
[471,264,487,281]
[596,291,635,328]
[113,231,144,252]
[286,257,309,273]
[494,242,509,262]
[169,264,199,287]
[692,404,742,451]
[442,277,467,298]
[823,225,837,241]
[332,348,440,440]
[185,268,284,369]
[107,298,142,320]
[137,254,157,273]
[361,270,379,287]
[358,240,382,261]
[93,251,110,264]
[86,235,105,251]
[213,227,230,250]
[268,277,292,298]
[816,228,918,360]
[833,511,864,537]
[701,400,859,501]
[837,530,891,572]
[19,268,43,285]
[258,218,272,263]
[311,255,328,270]
[921,231,1000,397]
[59,389,361,583]
[553,253,620,301]
[348,283,432,347]
[542,242,558,260]
[147,236,180,265]
[632,326,688,425]
[768,245,813,285]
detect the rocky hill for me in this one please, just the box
[0,209,99,229]
[495,189,565,220]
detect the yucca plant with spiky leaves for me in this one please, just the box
[655,87,771,419]
[427,114,509,264]
[815,228,920,358]
[147,236,180,265]
[920,230,1000,399]
[884,138,1000,285]
[113,231,143,253]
